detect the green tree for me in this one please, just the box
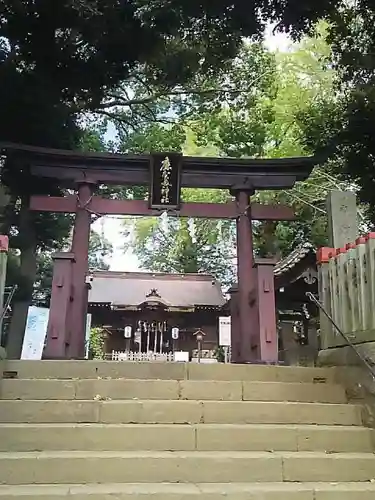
[287,4,375,221]
[124,187,236,286]
[2,1,327,357]
[122,30,348,281]
[32,229,113,307]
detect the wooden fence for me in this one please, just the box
[318,233,375,349]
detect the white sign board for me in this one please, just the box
[22,307,92,360]
[21,306,50,360]
[219,316,231,346]
[84,313,92,359]
[174,351,189,362]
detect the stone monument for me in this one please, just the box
[326,190,357,249]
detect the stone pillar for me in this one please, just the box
[43,252,75,359]
[233,189,257,363]
[326,190,357,248]
[319,191,356,352]
[67,182,95,359]
[254,259,278,362]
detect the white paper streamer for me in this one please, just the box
[187,218,197,243]
[160,211,169,234]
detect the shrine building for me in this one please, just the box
[87,271,226,359]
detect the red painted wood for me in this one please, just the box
[235,191,257,363]
[43,253,75,359]
[91,198,238,218]
[30,196,295,221]
[67,183,94,358]
[0,235,9,252]
[30,165,306,190]
[255,263,278,362]
[30,195,77,212]
[30,190,294,363]
[229,289,241,363]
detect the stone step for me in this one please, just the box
[3,360,337,383]
[0,378,347,403]
[0,451,375,484]
[0,423,372,453]
[0,399,362,425]
[0,483,375,500]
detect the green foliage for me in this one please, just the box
[214,346,226,363]
[122,29,348,282]
[33,230,113,307]
[124,187,236,286]
[88,231,113,272]
[290,8,375,222]
[89,327,106,360]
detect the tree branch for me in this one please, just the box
[95,87,247,111]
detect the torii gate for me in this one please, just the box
[2,144,314,362]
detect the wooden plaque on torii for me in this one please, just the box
[1,143,315,362]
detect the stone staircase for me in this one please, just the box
[0,360,374,499]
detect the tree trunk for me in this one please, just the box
[6,195,37,359]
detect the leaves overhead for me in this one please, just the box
[121,25,365,283]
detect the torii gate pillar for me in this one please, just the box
[233,188,257,363]
[43,182,95,359]
[67,182,95,358]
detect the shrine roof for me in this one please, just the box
[228,243,317,294]
[88,271,226,309]
[274,243,316,277]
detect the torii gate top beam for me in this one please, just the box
[1,142,315,190]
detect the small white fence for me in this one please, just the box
[109,348,231,363]
[110,351,175,362]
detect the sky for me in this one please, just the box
[92,30,291,273]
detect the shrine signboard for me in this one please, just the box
[149,153,182,210]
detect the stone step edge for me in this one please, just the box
[1,378,341,390]
[0,399,354,406]
[0,451,374,459]
[0,422,368,430]
[2,378,339,383]
[0,482,374,496]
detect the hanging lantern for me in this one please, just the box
[124,326,132,338]
[171,327,179,340]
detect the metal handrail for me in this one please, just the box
[306,291,375,380]
[0,285,17,324]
